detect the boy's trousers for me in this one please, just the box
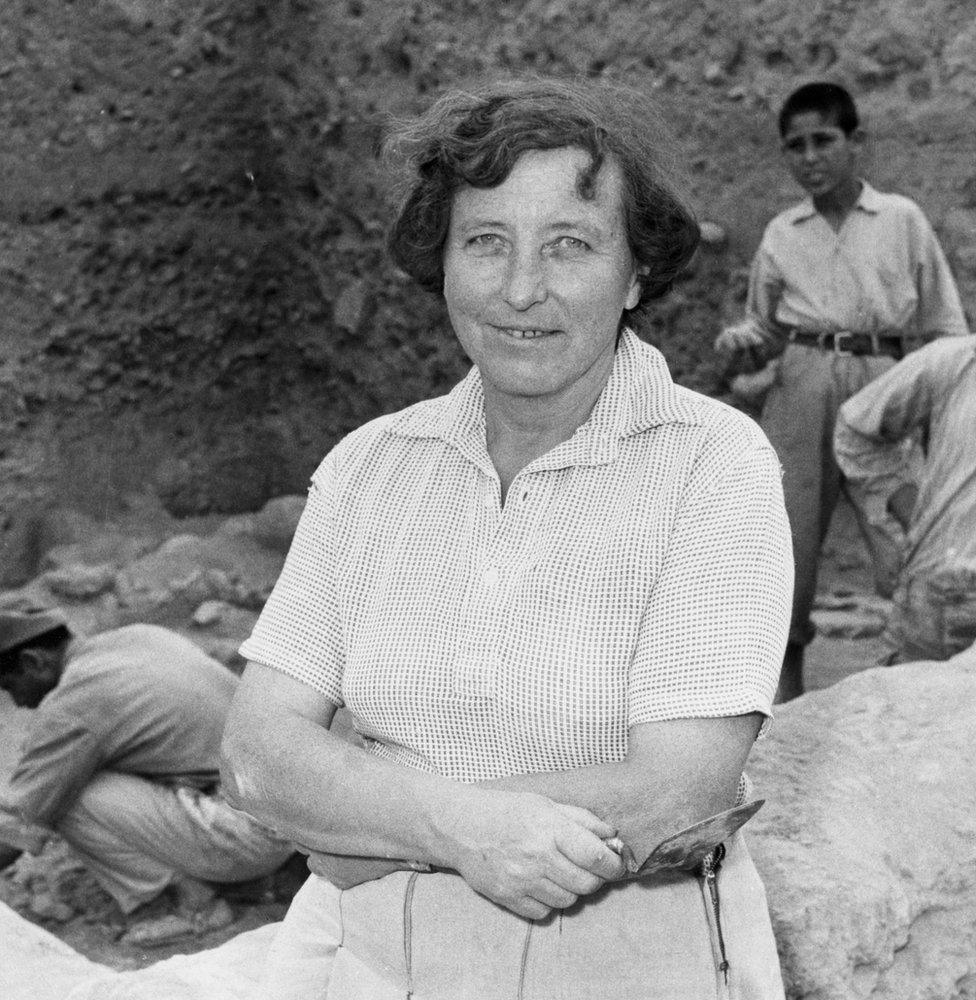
[760,342,902,646]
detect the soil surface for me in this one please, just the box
[1,0,974,547]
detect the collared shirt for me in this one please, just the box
[241,330,792,783]
[0,625,238,832]
[835,336,976,582]
[746,182,968,347]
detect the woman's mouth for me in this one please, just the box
[494,326,558,340]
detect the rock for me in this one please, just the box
[697,219,728,247]
[703,61,725,84]
[112,535,212,619]
[191,599,231,627]
[0,504,102,588]
[42,536,157,574]
[749,646,976,999]
[29,889,75,924]
[250,496,305,552]
[333,279,367,333]
[42,563,116,599]
[811,606,886,639]
[201,638,247,672]
[944,23,976,98]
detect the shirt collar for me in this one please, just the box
[389,329,697,471]
[789,179,881,224]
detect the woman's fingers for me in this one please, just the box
[550,801,617,840]
[448,790,625,917]
[530,878,580,911]
[553,825,626,883]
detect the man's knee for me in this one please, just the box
[68,772,145,824]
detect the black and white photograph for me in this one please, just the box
[1,1,974,997]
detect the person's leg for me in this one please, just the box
[776,642,806,703]
[836,355,902,597]
[259,874,346,1000]
[761,346,837,700]
[56,772,293,913]
[56,774,178,912]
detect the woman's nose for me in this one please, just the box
[502,252,547,309]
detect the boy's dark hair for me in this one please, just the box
[0,625,70,678]
[778,82,859,137]
[385,77,700,316]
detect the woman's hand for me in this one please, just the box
[445,790,625,920]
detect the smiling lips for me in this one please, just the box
[493,325,559,340]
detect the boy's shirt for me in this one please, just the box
[746,182,968,350]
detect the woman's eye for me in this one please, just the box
[549,236,589,252]
[468,234,503,248]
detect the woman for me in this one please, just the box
[222,78,792,999]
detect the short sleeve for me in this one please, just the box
[628,444,792,729]
[908,208,969,339]
[745,236,788,349]
[239,455,345,704]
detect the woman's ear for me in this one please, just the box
[626,266,647,311]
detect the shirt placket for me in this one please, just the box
[451,471,548,699]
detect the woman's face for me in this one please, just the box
[443,147,641,411]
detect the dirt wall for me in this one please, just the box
[1,0,974,538]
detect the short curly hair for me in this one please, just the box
[385,77,700,317]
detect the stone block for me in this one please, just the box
[749,646,976,998]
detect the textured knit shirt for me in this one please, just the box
[1,624,238,829]
[746,182,968,346]
[835,336,976,583]
[241,330,793,783]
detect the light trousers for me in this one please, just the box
[56,771,294,913]
[259,831,784,1000]
[761,344,901,645]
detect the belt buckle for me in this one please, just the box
[833,331,854,356]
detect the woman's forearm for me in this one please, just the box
[222,676,473,865]
[481,714,761,865]
[221,663,626,919]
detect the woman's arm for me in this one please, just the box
[482,713,762,867]
[221,662,625,919]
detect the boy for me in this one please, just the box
[715,81,968,700]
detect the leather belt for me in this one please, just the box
[788,329,904,359]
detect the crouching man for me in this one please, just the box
[835,335,976,663]
[0,609,294,942]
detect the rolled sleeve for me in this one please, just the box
[628,445,792,730]
[834,344,937,483]
[745,243,788,351]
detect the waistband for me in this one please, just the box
[788,329,904,358]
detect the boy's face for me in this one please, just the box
[780,111,860,200]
